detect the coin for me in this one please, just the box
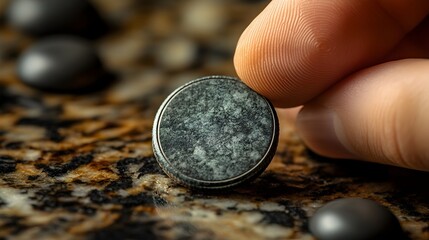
[152,76,279,189]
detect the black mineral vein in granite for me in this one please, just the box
[3,141,23,150]
[158,78,274,181]
[383,193,429,221]
[0,86,46,111]
[104,176,133,192]
[88,189,166,207]
[260,211,294,228]
[0,215,25,236]
[137,157,164,177]
[0,155,17,174]
[31,183,96,215]
[278,200,310,232]
[36,154,93,177]
[116,157,143,176]
[16,117,77,128]
[27,175,39,181]
[116,157,163,177]
[17,116,72,142]
[89,220,160,240]
[45,127,64,142]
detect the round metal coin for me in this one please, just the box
[152,75,279,189]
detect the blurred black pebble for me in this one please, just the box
[17,36,106,93]
[6,0,107,38]
[309,198,405,240]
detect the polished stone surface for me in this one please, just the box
[309,198,404,240]
[0,1,428,239]
[6,0,106,38]
[17,36,104,92]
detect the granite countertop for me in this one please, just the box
[0,1,428,239]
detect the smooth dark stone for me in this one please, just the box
[309,198,404,240]
[17,36,105,92]
[6,0,107,38]
[152,76,279,189]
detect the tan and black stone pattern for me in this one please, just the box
[0,1,428,239]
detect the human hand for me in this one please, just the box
[234,0,429,171]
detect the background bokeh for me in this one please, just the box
[0,1,428,240]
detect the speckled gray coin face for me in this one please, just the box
[152,76,279,189]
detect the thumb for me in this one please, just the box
[296,59,429,171]
[234,0,429,107]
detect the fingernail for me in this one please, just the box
[296,107,356,159]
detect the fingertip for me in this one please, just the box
[234,0,317,107]
[234,0,358,107]
[235,0,429,108]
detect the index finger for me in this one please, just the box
[234,0,429,107]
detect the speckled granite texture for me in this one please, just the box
[155,76,276,184]
[0,1,428,240]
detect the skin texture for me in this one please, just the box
[234,0,429,171]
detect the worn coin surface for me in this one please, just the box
[152,76,279,189]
